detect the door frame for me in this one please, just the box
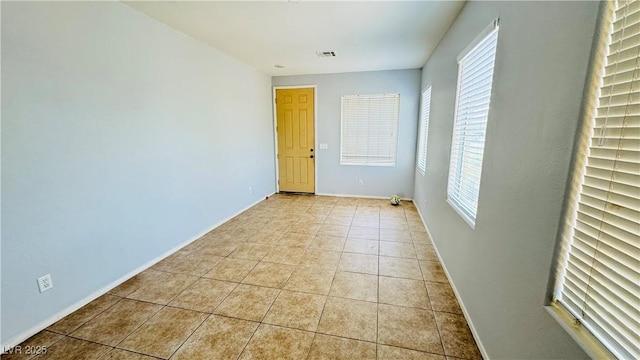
[272,85,318,194]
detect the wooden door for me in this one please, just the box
[276,88,315,193]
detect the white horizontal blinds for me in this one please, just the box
[417,86,432,174]
[340,94,400,166]
[447,23,499,227]
[557,0,640,358]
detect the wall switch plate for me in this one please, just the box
[37,274,53,293]
[249,186,253,194]
[358,179,364,186]
[319,143,328,150]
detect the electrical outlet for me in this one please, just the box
[37,274,53,293]
[358,179,364,186]
[249,186,253,194]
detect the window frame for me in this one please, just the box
[550,1,640,358]
[446,20,500,228]
[339,93,400,167]
[417,86,432,175]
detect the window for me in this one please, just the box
[340,94,400,166]
[446,20,499,227]
[553,0,639,358]
[417,86,432,175]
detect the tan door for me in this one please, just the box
[276,88,315,193]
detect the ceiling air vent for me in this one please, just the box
[316,51,336,58]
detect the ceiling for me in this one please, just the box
[124,1,465,76]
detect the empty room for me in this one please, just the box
[1,1,638,359]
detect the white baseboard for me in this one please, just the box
[1,193,274,352]
[412,200,490,360]
[314,192,413,201]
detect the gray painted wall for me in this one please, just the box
[1,2,275,345]
[413,1,600,358]
[272,70,421,199]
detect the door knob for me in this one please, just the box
[310,155,314,159]
[310,149,314,152]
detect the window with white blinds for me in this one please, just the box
[417,86,432,175]
[446,21,499,228]
[340,94,400,166]
[554,0,639,358]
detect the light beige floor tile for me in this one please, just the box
[380,241,417,259]
[419,260,448,283]
[30,337,110,360]
[347,226,379,240]
[242,262,295,288]
[337,253,378,275]
[350,217,380,229]
[118,307,207,359]
[380,229,412,242]
[277,232,315,247]
[329,271,378,302]
[127,272,198,305]
[380,219,409,231]
[283,266,335,295]
[48,294,120,334]
[11,195,476,360]
[197,243,239,257]
[415,244,439,262]
[203,257,258,282]
[379,276,430,309]
[408,221,426,231]
[343,239,379,255]
[101,349,159,360]
[152,254,220,277]
[378,345,446,360]
[317,224,350,237]
[261,245,306,265]
[309,235,346,251]
[289,222,322,236]
[324,215,353,226]
[214,284,279,322]
[228,243,273,261]
[299,213,328,223]
[179,250,226,264]
[225,227,258,240]
[300,249,342,270]
[2,331,62,360]
[71,299,161,346]
[171,315,258,360]
[433,312,482,360]
[108,269,163,297]
[317,297,377,342]
[307,334,376,360]
[354,209,379,218]
[426,282,462,314]
[379,256,423,280]
[246,230,285,244]
[263,290,326,331]
[411,231,431,244]
[238,324,314,360]
[378,304,444,354]
[328,210,356,218]
[169,278,237,313]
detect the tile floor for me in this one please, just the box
[2,194,482,360]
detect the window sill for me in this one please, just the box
[545,302,616,359]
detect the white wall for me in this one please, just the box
[1,2,274,346]
[272,70,421,199]
[413,1,600,358]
